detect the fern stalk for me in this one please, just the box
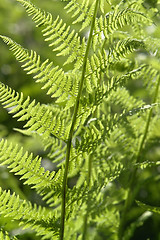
[99,38,107,85]
[60,1,99,239]
[82,155,92,240]
[118,76,160,240]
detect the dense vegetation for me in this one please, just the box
[0,0,160,239]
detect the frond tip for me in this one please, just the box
[64,0,96,31]
[137,201,160,215]
[16,0,86,66]
[0,35,78,109]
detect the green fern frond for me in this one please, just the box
[135,160,160,169]
[42,136,66,164]
[89,154,125,188]
[0,35,78,108]
[137,201,160,215]
[75,94,159,188]
[95,5,151,39]
[84,39,144,95]
[16,0,86,66]
[145,37,160,60]
[84,51,107,92]
[0,0,159,239]
[12,128,67,166]
[0,138,62,194]
[138,66,160,95]
[75,88,154,155]
[104,66,142,93]
[0,230,18,240]
[0,83,71,141]
[68,164,124,226]
[108,38,144,62]
[64,0,96,31]
[107,87,144,112]
[74,126,127,187]
[75,102,159,177]
[0,129,65,207]
[0,188,59,239]
[75,120,103,154]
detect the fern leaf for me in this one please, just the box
[137,201,160,215]
[16,0,86,66]
[95,6,152,39]
[0,230,18,240]
[64,0,96,31]
[0,35,78,108]
[0,83,71,141]
[12,128,67,166]
[108,38,144,61]
[0,136,64,207]
[107,87,144,112]
[0,188,59,239]
[75,120,103,154]
[84,38,144,96]
[84,50,107,92]
[75,102,158,178]
[0,139,61,192]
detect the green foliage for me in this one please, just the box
[0,229,18,240]
[0,0,160,239]
[137,201,160,215]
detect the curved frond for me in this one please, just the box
[75,101,158,170]
[0,35,78,109]
[137,201,160,215]
[12,128,67,167]
[107,87,144,111]
[0,139,62,194]
[95,5,152,39]
[0,188,59,239]
[0,83,71,141]
[84,38,144,95]
[108,38,144,62]
[16,0,86,66]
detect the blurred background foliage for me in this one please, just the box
[0,0,160,239]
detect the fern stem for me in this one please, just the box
[82,155,92,240]
[99,39,107,85]
[60,1,99,239]
[118,76,160,240]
